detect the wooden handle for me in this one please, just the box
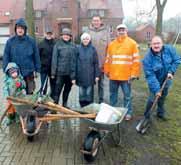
[44,102,80,115]
[46,113,96,118]
[39,113,96,122]
[7,96,80,115]
[0,104,12,125]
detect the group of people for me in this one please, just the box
[2,15,181,124]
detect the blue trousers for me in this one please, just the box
[144,88,169,118]
[109,80,132,115]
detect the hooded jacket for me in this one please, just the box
[3,18,41,77]
[104,35,141,81]
[87,24,110,70]
[3,62,26,97]
[142,45,181,94]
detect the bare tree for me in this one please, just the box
[155,0,168,35]
[127,0,168,35]
[25,0,35,38]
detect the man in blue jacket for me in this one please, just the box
[143,36,180,120]
[3,18,41,94]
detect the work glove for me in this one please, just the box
[156,92,162,97]
[167,73,173,79]
[128,76,139,83]
[34,72,40,78]
[95,77,99,83]
[72,80,76,85]
[51,75,55,79]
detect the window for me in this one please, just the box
[35,11,41,18]
[88,9,97,18]
[88,9,105,18]
[82,26,88,32]
[4,11,10,16]
[146,31,151,40]
[99,10,105,17]
[62,0,68,7]
[62,7,68,17]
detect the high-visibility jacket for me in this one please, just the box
[104,35,141,80]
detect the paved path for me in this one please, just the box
[0,70,125,165]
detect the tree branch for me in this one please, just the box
[162,0,168,8]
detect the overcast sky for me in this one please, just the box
[122,0,181,20]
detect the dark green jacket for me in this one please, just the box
[51,39,77,80]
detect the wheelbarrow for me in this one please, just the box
[6,96,96,142]
[80,103,128,162]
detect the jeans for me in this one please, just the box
[98,73,104,103]
[144,88,169,118]
[51,75,72,106]
[109,80,132,115]
[40,72,56,96]
[79,85,94,105]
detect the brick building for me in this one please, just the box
[0,0,124,41]
[79,0,124,38]
[135,24,155,43]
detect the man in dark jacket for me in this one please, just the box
[3,18,41,94]
[51,28,76,107]
[38,27,55,96]
[143,36,180,120]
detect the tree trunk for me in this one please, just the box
[25,0,35,38]
[155,0,167,36]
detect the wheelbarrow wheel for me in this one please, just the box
[26,112,36,134]
[83,130,101,162]
[27,135,34,142]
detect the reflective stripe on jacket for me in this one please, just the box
[104,35,141,80]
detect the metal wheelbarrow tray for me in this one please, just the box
[80,104,128,162]
[12,101,49,142]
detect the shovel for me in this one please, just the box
[136,77,169,134]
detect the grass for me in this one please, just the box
[122,44,181,164]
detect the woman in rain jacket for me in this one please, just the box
[75,33,100,107]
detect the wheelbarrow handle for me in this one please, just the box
[0,104,12,126]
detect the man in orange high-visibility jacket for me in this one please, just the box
[104,24,141,121]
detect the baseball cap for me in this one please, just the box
[61,28,72,36]
[116,24,127,30]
